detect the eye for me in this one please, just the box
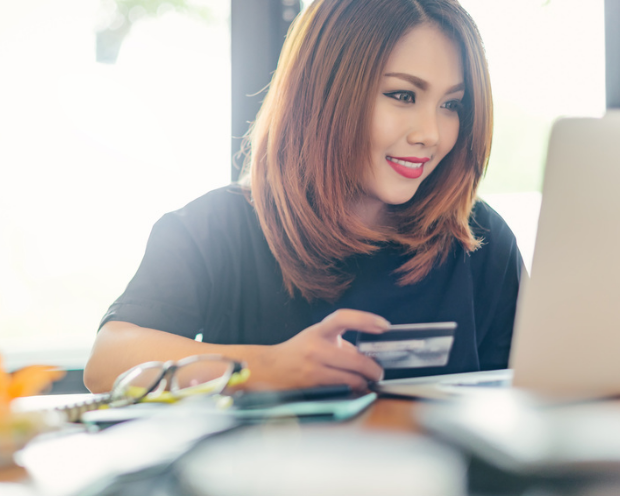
[384,91,416,104]
[442,99,463,112]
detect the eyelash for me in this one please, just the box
[442,100,463,112]
[384,91,463,112]
[384,90,415,103]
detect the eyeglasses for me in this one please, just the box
[60,355,249,422]
[108,354,249,407]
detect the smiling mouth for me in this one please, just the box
[386,156,430,179]
[385,156,429,168]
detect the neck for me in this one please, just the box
[353,198,388,228]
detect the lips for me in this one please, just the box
[386,156,430,179]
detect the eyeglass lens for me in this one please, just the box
[114,365,167,403]
[114,356,233,404]
[173,357,232,393]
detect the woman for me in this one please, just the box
[84,0,522,393]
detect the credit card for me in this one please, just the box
[356,322,457,369]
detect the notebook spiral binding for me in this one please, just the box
[54,393,111,423]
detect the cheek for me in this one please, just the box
[441,117,460,156]
[370,113,387,153]
[370,103,401,153]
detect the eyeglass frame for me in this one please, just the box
[108,354,248,408]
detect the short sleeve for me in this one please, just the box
[98,186,303,347]
[99,213,212,339]
[469,202,524,370]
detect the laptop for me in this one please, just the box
[376,111,620,401]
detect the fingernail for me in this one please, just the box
[378,370,385,382]
[375,317,391,328]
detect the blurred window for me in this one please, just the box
[0,0,231,368]
[461,0,605,270]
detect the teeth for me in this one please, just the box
[387,156,422,169]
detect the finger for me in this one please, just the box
[338,338,357,351]
[318,367,369,392]
[316,309,390,340]
[318,343,384,382]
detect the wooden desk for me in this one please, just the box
[359,397,421,433]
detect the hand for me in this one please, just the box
[248,309,390,391]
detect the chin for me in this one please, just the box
[382,188,420,206]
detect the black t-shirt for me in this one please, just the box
[101,185,523,380]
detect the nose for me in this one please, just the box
[406,108,440,148]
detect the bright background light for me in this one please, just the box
[461,0,605,271]
[0,0,231,368]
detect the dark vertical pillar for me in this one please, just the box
[606,0,620,109]
[230,0,301,181]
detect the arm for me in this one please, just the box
[84,309,388,394]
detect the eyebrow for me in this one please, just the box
[384,72,465,94]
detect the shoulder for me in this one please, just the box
[172,184,253,223]
[155,184,257,238]
[469,199,517,251]
[139,185,261,267]
[468,199,522,275]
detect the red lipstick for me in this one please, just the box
[386,156,430,179]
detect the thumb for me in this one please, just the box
[317,309,390,340]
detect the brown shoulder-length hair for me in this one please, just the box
[240,0,493,302]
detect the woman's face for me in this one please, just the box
[360,24,464,224]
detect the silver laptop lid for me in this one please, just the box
[511,111,620,399]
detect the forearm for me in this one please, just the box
[85,310,387,394]
[83,321,265,393]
